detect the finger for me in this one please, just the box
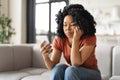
[42,43,50,50]
[42,47,52,54]
[76,26,80,31]
[74,27,78,33]
[40,46,45,53]
[48,48,53,53]
[40,41,46,48]
[41,44,51,54]
[45,45,52,53]
[42,49,48,54]
[46,44,52,49]
[41,46,49,54]
[40,43,47,52]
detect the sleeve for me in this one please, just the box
[83,35,96,46]
[52,36,63,51]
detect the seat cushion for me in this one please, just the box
[109,76,120,80]
[19,68,47,75]
[21,71,51,80]
[0,71,30,80]
[101,74,110,80]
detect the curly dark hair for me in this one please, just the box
[55,4,96,38]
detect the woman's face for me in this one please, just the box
[63,15,77,39]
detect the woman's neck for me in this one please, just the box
[67,38,72,47]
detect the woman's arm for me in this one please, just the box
[71,40,95,66]
[40,41,61,70]
[70,27,95,66]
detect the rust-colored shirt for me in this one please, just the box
[52,35,98,69]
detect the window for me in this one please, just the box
[35,0,68,43]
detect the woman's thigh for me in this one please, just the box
[50,64,68,80]
[65,66,101,80]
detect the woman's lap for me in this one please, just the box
[50,63,101,80]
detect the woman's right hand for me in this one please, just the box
[40,41,52,58]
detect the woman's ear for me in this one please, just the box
[81,30,84,37]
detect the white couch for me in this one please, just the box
[0,44,120,80]
[109,46,120,80]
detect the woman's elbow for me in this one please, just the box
[71,62,83,66]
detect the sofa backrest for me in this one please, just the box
[112,46,120,76]
[0,43,115,78]
[95,44,113,79]
[0,45,14,72]
[0,44,33,72]
[12,45,33,70]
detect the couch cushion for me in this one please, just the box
[12,45,33,70]
[39,71,51,80]
[0,71,30,80]
[0,45,14,72]
[112,46,120,76]
[95,44,113,80]
[109,76,120,80]
[21,71,51,80]
[19,68,47,75]
[101,74,110,80]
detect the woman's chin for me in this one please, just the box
[66,35,73,39]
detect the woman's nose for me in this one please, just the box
[66,25,71,30]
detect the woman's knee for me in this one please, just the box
[65,66,79,80]
[65,66,101,80]
[50,64,68,80]
[52,64,68,74]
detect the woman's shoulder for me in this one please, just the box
[54,36,66,42]
[81,35,96,45]
[52,36,66,51]
[82,35,96,40]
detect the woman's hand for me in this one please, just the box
[40,41,55,70]
[40,41,52,58]
[73,26,83,41]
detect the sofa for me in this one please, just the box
[0,44,120,80]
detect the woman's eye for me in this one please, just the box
[70,23,77,26]
[63,24,67,27]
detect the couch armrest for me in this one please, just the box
[95,44,113,79]
[32,44,46,68]
[112,46,120,76]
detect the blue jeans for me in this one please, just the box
[50,64,101,80]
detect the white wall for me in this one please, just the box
[8,0,26,44]
[2,0,120,44]
[0,0,8,16]
[69,0,120,45]
[69,0,120,8]
[70,0,120,35]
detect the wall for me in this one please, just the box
[9,0,26,44]
[69,0,120,35]
[1,0,120,44]
[0,0,26,44]
[69,0,120,45]
[0,0,8,16]
[69,0,120,8]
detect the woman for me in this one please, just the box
[40,4,101,80]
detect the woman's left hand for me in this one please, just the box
[73,26,83,41]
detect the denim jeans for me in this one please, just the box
[50,64,101,80]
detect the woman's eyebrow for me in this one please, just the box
[63,22,66,24]
[71,22,77,24]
